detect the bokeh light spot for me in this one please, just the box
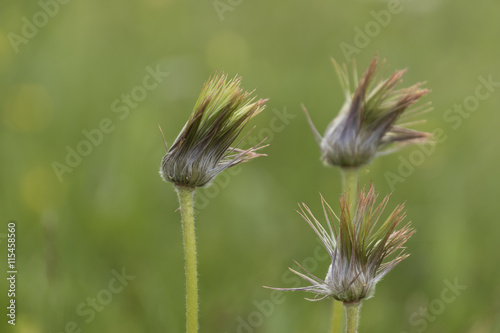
[21,165,65,213]
[3,84,53,132]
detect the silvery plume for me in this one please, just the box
[160,73,268,188]
[267,184,414,304]
[303,56,432,169]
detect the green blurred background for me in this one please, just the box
[1,0,499,332]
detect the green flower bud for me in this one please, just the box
[267,184,414,304]
[304,56,432,169]
[160,73,268,188]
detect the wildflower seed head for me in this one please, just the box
[303,55,432,169]
[267,183,414,303]
[160,73,268,188]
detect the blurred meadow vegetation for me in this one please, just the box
[1,0,500,332]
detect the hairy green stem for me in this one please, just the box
[176,185,198,333]
[330,168,360,333]
[344,302,361,333]
[341,168,359,209]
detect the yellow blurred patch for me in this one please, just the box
[11,315,43,333]
[21,165,65,213]
[3,84,53,132]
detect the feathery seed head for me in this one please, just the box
[160,73,268,188]
[267,184,414,304]
[303,55,432,169]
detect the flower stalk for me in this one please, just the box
[332,167,359,333]
[341,168,359,210]
[345,302,360,333]
[176,185,198,333]
[161,73,267,333]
